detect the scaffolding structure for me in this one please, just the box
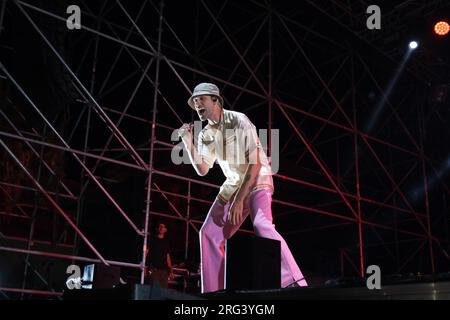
[0,0,449,298]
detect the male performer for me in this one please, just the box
[178,83,307,293]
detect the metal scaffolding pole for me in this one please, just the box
[275,101,360,220]
[0,110,76,198]
[419,102,435,273]
[72,1,106,262]
[351,52,365,278]
[96,0,150,97]
[0,245,140,268]
[0,234,74,248]
[77,58,154,197]
[20,125,46,299]
[14,1,428,162]
[0,63,142,235]
[274,13,434,246]
[141,0,164,285]
[0,287,63,297]
[0,138,108,264]
[15,0,148,170]
[0,130,145,172]
[0,0,6,36]
[275,13,354,129]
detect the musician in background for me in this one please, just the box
[145,222,174,288]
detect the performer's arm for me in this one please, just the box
[228,149,261,225]
[228,116,263,225]
[179,124,210,176]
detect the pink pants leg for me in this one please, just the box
[199,189,307,293]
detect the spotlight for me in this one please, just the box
[434,21,449,36]
[408,41,418,49]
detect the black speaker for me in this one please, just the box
[81,264,121,289]
[225,234,280,290]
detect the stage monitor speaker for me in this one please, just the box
[82,264,121,289]
[225,234,280,290]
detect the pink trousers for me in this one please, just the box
[199,189,307,293]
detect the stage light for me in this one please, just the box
[434,21,449,36]
[365,42,414,133]
[408,41,418,49]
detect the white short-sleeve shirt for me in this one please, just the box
[197,109,274,203]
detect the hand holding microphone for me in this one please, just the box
[178,123,194,142]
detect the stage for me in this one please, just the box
[62,272,450,300]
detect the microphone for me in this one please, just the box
[173,123,194,144]
[179,123,194,138]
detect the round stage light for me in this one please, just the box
[409,41,418,49]
[434,21,449,36]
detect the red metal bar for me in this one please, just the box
[275,100,360,220]
[370,162,419,218]
[398,241,426,273]
[420,122,435,273]
[0,287,63,297]
[16,1,148,170]
[17,1,428,163]
[274,174,426,218]
[272,198,427,238]
[0,138,109,265]
[0,131,145,172]
[352,53,365,278]
[0,246,140,268]
[343,249,360,276]
[0,234,74,248]
[0,180,77,201]
[153,182,200,233]
[359,135,430,237]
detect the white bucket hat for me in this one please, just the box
[187,83,224,109]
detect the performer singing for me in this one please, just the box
[178,83,307,293]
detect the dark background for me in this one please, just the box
[0,0,449,298]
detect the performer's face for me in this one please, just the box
[192,95,218,121]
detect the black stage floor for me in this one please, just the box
[63,273,450,300]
